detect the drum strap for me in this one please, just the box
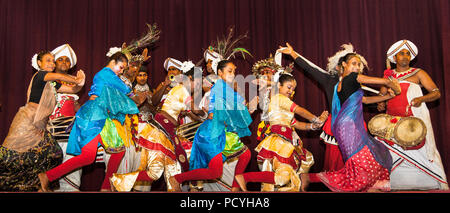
[395,68,421,81]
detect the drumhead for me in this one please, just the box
[368,114,392,138]
[393,117,427,147]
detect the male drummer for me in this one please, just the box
[49,44,105,191]
[377,40,448,190]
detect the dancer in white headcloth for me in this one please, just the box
[48,44,88,192]
[110,61,204,191]
[376,39,448,190]
[151,57,183,111]
[1,49,85,191]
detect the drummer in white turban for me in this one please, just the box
[377,39,448,190]
[152,57,195,110]
[52,44,77,71]
[48,44,89,192]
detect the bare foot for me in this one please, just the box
[37,172,51,192]
[234,174,248,191]
[231,187,241,192]
[168,176,181,192]
[300,173,310,192]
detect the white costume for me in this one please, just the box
[377,40,448,190]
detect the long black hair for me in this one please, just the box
[216,59,233,73]
[338,53,359,67]
[278,73,296,85]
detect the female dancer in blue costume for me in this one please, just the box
[169,60,253,192]
[303,52,402,192]
[38,52,139,191]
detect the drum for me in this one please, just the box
[393,116,427,147]
[368,113,426,148]
[368,114,396,140]
[46,116,75,143]
[176,121,202,141]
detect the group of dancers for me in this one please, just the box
[0,25,448,192]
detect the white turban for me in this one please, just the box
[203,49,223,74]
[180,61,195,73]
[51,44,77,68]
[163,57,183,71]
[387,40,418,63]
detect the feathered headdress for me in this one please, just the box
[326,43,368,75]
[209,26,252,61]
[106,23,160,65]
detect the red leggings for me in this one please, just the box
[101,151,125,190]
[174,149,251,188]
[46,135,101,182]
[241,171,275,184]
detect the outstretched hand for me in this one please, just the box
[388,77,401,95]
[278,42,294,55]
[312,111,329,129]
[76,70,86,86]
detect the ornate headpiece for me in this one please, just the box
[251,54,283,77]
[263,49,294,82]
[205,26,252,74]
[106,23,160,65]
[163,57,195,74]
[326,43,368,75]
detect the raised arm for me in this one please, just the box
[356,74,401,95]
[151,80,171,106]
[53,70,85,94]
[278,42,331,86]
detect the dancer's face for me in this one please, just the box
[126,64,140,78]
[37,53,55,72]
[394,49,411,67]
[342,56,362,74]
[206,60,214,74]
[167,66,181,76]
[112,60,128,75]
[136,72,148,85]
[278,80,297,98]
[259,67,275,81]
[55,56,71,73]
[218,62,236,84]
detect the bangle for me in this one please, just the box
[127,92,135,98]
[311,116,324,126]
[309,123,319,131]
[432,88,439,92]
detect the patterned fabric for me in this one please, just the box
[160,84,191,121]
[320,82,392,192]
[331,86,392,170]
[66,67,139,156]
[0,132,63,191]
[317,146,390,192]
[256,121,271,141]
[268,94,297,127]
[190,79,252,170]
